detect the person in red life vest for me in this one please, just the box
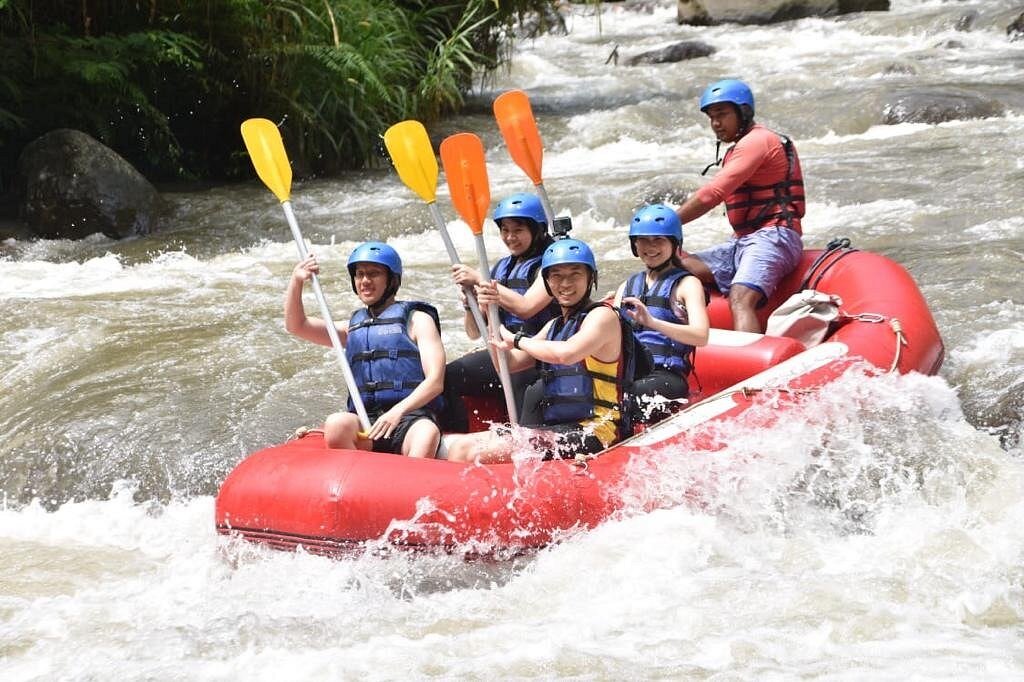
[440,193,559,432]
[614,204,709,424]
[675,78,806,333]
[444,238,626,464]
[284,242,445,458]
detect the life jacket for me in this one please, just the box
[538,302,623,446]
[491,253,560,335]
[622,267,697,376]
[724,128,805,236]
[346,300,443,416]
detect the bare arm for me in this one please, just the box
[493,276,554,319]
[283,255,348,348]
[391,310,446,414]
[499,306,620,366]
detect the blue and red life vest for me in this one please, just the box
[346,301,443,416]
[622,267,698,376]
[491,253,561,335]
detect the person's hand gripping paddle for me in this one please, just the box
[240,118,371,432]
[382,120,488,336]
[439,133,519,426]
[493,89,555,229]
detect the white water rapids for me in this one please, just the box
[2,0,1024,678]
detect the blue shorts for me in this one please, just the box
[693,227,803,302]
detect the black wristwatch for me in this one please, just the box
[513,331,525,349]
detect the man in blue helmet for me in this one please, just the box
[440,192,560,432]
[615,204,709,423]
[445,238,627,464]
[674,78,806,333]
[284,242,445,457]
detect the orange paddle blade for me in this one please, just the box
[240,118,292,203]
[493,89,543,185]
[383,120,438,203]
[439,133,490,235]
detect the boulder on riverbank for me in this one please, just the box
[676,0,888,25]
[881,88,1004,125]
[17,129,161,240]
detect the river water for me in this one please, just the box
[2,0,1024,678]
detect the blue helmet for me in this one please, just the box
[541,238,598,299]
[700,79,754,114]
[493,193,548,232]
[347,241,402,298]
[629,204,683,256]
[700,79,755,130]
[541,238,597,275]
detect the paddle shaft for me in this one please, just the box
[534,184,555,232]
[281,201,372,432]
[473,235,518,425]
[427,202,488,335]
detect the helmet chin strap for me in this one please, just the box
[650,257,674,273]
[701,140,722,176]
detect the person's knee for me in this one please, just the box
[404,420,441,458]
[445,435,473,463]
[323,411,357,448]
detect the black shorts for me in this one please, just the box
[369,408,439,455]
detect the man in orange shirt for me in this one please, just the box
[675,79,806,332]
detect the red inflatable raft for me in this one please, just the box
[216,243,944,555]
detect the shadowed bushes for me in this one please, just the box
[0,0,562,191]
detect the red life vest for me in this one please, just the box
[724,130,805,236]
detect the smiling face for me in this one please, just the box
[634,235,675,269]
[497,217,534,257]
[544,263,591,308]
[704,102,742,143]
[351,262,390,306]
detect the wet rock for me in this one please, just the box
[970,379,1024,452]
[624,40,716,65]
[881,61,918,76]
[18,129,161,240]
[881,88,1004,125]
[677,0,889,26]
[954,11,978,32]
[1009,11,1024,42]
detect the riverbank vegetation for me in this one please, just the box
[0,0,562,192]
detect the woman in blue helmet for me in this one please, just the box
[615,204,709,423]
[440,192,560,432]
[445,238,627,464]
[674,78,806,333]
[284,242,446,458]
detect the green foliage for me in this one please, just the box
[0,0,563,189]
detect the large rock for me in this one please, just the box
[677,0,888,25]
[1009,11,1024,42]
[624,40,716,65]
[882,88,1004,125]
[18,129,160,240]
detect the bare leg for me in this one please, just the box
[729,284,764,333]
[323,411,362,449]
[445,431,514,464]
[402,419,441,459]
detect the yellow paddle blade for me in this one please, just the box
[240,118,292,203]
[383,120,439,203]
[439,133,490,236]
[493,89,543,186]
